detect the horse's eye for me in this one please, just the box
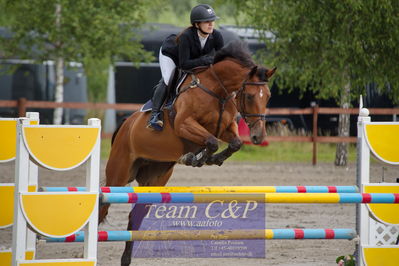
[245,94,254,102]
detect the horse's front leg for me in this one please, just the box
[175,117,219,167]
[206,121,243,166]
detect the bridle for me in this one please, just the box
[236,72,268,129]
[181,64,268,137]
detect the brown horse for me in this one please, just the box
[100,41,276,265]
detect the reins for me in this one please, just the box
[179,63,268,138]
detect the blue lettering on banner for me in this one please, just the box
[131,199,266,258]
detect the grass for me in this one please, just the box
[230,142,357,163]
[101,138,111,159]
[101,138,356,163]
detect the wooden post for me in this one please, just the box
[312,104,319,165]
[17,98,27,117]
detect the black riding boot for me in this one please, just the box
[147,79,168,131]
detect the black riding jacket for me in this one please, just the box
[161,26,224,70]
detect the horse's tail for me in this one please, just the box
[111,118,126,145]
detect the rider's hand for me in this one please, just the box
[201,55,214,65]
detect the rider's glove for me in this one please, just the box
[201,55,214,65]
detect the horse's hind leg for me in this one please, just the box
[121,163,174,266]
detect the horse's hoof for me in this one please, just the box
[216,160,224,166]
[178,152,195,165]
[193,161,204,167]
[209,160,223,166]
[205,157,215,165]
[206,156,224,166]
[191,158,199,167]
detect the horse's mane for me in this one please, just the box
[214,40,256,68]
[214,40,269,81]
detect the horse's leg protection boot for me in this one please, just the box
[147,79,167,131]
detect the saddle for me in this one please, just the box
[140,66,209,113]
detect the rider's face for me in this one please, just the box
[197,21,215,34]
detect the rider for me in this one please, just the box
[147,4,224,131]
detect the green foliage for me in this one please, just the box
[0,1,155,63]
[147,0,194,26]
[0,0,11,26]
[336,254,356,266]
[147,0,241,27]
[0,1,162,104]
[230,0,399,104]
[83,57,109,102]
[101,138,111,159]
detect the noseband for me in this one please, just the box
[181,64,268,137]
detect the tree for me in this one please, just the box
[230,0,399,165]
[146,0,241,26]
[1,0,154,124]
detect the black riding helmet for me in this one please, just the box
[190,4,220,24]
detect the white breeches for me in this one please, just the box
[159,48,176,86]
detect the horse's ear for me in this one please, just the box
[266,67,277,78]
[249,66,258,77]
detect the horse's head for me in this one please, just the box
[213,40,277,144]
[236,66,276,144]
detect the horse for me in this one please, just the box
[99,40,276,265]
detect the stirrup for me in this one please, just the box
[147,113,164,131]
